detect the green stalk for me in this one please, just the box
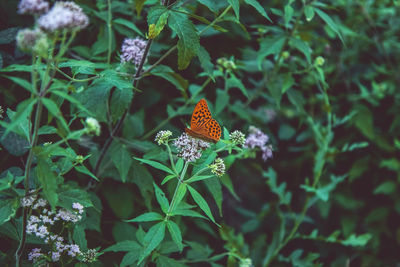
[107,0,113,64]
[166,161,189,219]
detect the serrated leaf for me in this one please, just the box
[168,11,200,70]
[187,185,216,224]
[244,0,272,22]
[197,46,214,77]
[166,220,183,252]
[204,177,223,216]
[2,76,34,93]
[73,224,87,251]
[148,11,170,39]
[74,165,99,181]
[126,212,164,222]
[1,99,36,140]
[110,87,133,123]
[0,198,18,226]
[134,158,174,174]
[138,222,166,264]
[153,182,170,214]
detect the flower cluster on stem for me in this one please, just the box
[174,133,210,162]
[244,126,273,161]
[120,37,147,67]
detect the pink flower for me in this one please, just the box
[18,0,49,15]
[120,37,147,66]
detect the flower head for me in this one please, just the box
[16,28,49,55]
[72,202,84,214]
[229,130,245,146]
[38,1,89,32]
[244,126,273,161]
[239,258,253,267]
[85,117,101,136]
[155,130,172,145]
[81,248,98,263]
[18,0,49,15]
[315,56,325,66]
[174,133,210,162]
[28,248,44,262]
[120,37,147,66]
[208,158,225,177]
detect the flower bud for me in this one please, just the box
[85,117,100,136]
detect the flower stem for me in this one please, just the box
[107,0,113,65]
[166,161,189,219]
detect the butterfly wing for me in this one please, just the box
[190,99,211,130]
[204,118,221,142]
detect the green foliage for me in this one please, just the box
[1,0,398,266]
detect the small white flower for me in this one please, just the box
[174,133,210,162]
[85,117,101,136]
[72,202,84,214]
[155,130,172,145]
[18,0,49,15]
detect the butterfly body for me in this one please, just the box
[185,99,221,143]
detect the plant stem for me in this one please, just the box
[166,161,189,219]
[107,0,112,65]
[93,39,153,177]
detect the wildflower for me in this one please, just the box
[67,244,81,257]
[120,37,147,66]
[18,0,49,15]
[56,209,81,222]
[85,117,101,136]
[72,202,84,214]
[239,258,253,267]
[33,198,47,209]
[230,130,245,146]
[21,194,37,207]
[155,130,172,145]
[244,126,273,161]
[16,28,49,55]
[216,57,237,71]
[38,1,89,32]
[51,251,61,262]
[208,158,226,177]
[28,248,43,262]
[315,56,325,66]
[81,248,98,263]
[174,133,210,162]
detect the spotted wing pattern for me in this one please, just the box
[190,99,211,129]
[186,99,221,143]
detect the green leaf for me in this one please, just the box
[227,0,240,19]
[151,65,188,92]
[114,18,144,37]
[186,175,215,183]
[36,158,58,209]
[300,174,347,202]
[314,8,345,44]
[73,224,87,251]
[341,233,371,247]
[148,10,170,39]
[104,240,141,252]
[138,222,166,264]
[257,35,286,69]
[135,0,148,16]
[121,251,141,267]
[226,73,248,98]
[153,182,170,214]
[156,255,187,267]
[134,158,175,175]
[197,46,214,77]
[161,174,178,185]
[112,143,132,183]
[110,88,133,123]
[196,0,220,13]
[290,37,311,63]
[244,0,272,22]
[166,220,183,252]
[284,4,294,27]
[42,98,69,132]
[168,11,200,70]
[103,185,135,219]
[126,212,164,222]
[304,5,315,21]
[51,90,93,116]
[171,183,187,213]
[2,76,33,93]
[0,198,18,226]
[58,188,93,209]
[204,177,223,216]
[187,185,217,224]
[1,99,36,140]
[373,181,396,195]
[74,165,99,181]
[175,158,184,174]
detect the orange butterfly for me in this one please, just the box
[185,99,221,143]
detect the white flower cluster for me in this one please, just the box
[174,133,210,162]
[37,1,89,32]
[155,130,172,145]
[120,37,147,66]
[25,197,85,263]
[18,0,49,15]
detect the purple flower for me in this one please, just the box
[67,244,81,257]
[174,133,210,162]
[120,37,147,66]
[18,0,49,15]
[72,202,84,214]
[28,248,43,261]
[38,1,89,32]
[244,126,273,161]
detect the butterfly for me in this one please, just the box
[185,99,221,143]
